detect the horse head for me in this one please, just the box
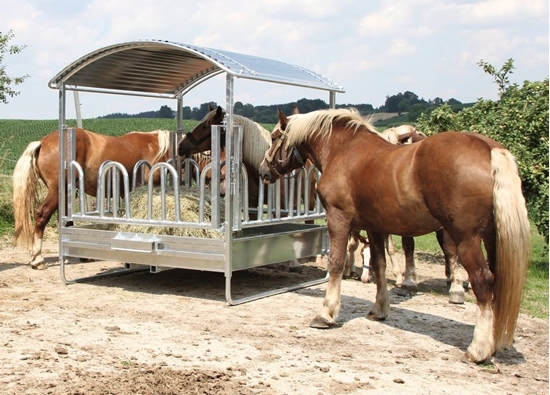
[259,108,305,184]
[178,104,225,157]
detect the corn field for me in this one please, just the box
[0,118,199,174]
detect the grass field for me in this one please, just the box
[0,118,547,318]
[0,118,199,174]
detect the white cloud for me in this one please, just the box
[459,0,548,22]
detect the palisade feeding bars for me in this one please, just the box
[48,39,345,304]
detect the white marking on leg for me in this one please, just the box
[466,303,495,362]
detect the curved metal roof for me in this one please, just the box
[48,39,345,98]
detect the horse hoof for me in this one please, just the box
[31,263,47,270]
[397,288,412,297]
[289,266,303,274]
[309,316,334,329]
[401,279,417,293]
[461,352,490,365]
[366,311,387,321]
[449,291,465,304]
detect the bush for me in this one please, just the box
[416,60,549,244]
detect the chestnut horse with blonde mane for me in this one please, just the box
[13,128,172,270]
[260,108,530,364]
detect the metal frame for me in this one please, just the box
[52,40,343,304]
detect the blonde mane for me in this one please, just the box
[129,130,171,163]
[285,108,378,146]
[232,114,272,168]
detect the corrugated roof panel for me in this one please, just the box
[49,39,344,97]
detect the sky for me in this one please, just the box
[0,0,548,120]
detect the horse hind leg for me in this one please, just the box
[360,242,373,283]
[436,229,465,304]
[343,230,361,279]
[30,191,58,270]
[366,231,390,320]
[399,236,418,293]
[385,234,403,285]
[457,237,495,363]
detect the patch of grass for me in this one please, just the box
[394,226,548,319]
[522,226,549,318]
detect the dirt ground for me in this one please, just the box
[0,229,548,395]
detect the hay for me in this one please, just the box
[114,187,225,238]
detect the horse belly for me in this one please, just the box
[353,199,441,237]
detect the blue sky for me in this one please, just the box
[1,0,548,120]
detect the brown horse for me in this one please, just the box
[178,106,322,272]
[259,108,530,364]
[179,105,272,209]
[12,128,172,270]
[365,126,466,303]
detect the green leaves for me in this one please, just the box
[416,60,549,244]
[0,30,29,104]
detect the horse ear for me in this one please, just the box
[277,108,289,129]
[292,105,300,114]
[216,106,224,118]
[209,103,215,111]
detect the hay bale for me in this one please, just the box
[114,187,225,238]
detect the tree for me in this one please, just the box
[0,30,28,104]
[397,98,411,113]
[407,103,429,122]
[157,105,174,118]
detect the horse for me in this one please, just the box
[380,124,427,145]
[358,126,466,304]
[179,105,272,210]
[259,107,530,364]
[12,128,172,270]
[178,105,327,273]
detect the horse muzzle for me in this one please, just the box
[259,159,276,184]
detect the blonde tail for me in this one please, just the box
[491,148,531,350]
[12,141,41,251]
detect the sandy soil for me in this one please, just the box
[0,229,548,395]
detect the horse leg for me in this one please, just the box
[310,217,350,329]
[360,242,373,283]
[400,236,418,292]
[457,235,495,363]
[344,230,360,279]
[436,229,465,304]
[385,234,403,285]
[367,231,390,320]
[30,191,58,270]
[288,259,302,273]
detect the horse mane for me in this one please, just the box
[232,114,271,168]
[285,108,378,146]
[200,109,271,168]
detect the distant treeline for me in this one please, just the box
[98,92,473,124]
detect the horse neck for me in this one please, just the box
[232,115,271,171]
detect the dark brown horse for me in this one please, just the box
[13,128,172,270]
[259,108,530,364]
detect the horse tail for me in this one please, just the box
[13,141,42,251]
[491,148,531,350]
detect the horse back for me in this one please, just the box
[318,131,500,236]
